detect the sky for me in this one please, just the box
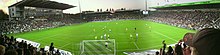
[51,0,145,14]
[0,0,209,14]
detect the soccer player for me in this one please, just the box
[105,41,108,48]
[107,34,110,39]
[105,41,112,51]
[104,34,107,40]
[148,26,152,32]
[109,29,112,33]
[102,28,105,30]
[95,36,98,39]
[93,29,96,32]
[136,33,139,37]
[136,33,139,42]
[130,34,133,39]
[134,27,137,33]
[101,36,103,39]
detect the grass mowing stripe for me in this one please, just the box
[84,45,94,55]
[89,42,109,54]
[86,42,104,54]
[84,42,99,54]
[92,42,109,54]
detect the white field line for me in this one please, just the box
[60,43,72,48]
[34,34,60,41]
[133,42,140,49]
[152,31,178,42]
[116,44,162,51]
[84,42,97,50]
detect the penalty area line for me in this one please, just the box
[152,31,178,42]
[133,42,140,49]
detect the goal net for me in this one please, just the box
[80,39,116,55]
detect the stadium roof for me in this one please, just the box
[151,1,220,10]
[9,0,75,10]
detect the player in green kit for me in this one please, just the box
[95,36,98,39]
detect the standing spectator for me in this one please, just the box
[0,36,5,45]
[10,36,14,42]
[162,40,166,55]
[49,42,54,52]
[166,46,173,55]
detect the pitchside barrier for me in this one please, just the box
[16,38,40,48]
[44,46,73,55]
[17,38,73,55]
[80,39,116,55]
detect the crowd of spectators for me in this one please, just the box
[0,14,85,35]
[84,10,144,21]
[113,10,144,20]
[155,28,220,55]
[146,10,220,30]
[0,34,61,55]
[128,28,220,55]
[0,20,60,34]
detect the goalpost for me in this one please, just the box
[80,39,116,55]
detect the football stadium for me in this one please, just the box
[1,0,220,55]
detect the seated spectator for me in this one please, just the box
[174,44,183,55]
[5,50,18,55]
[156,51,159,55]
[183,28,220,55]
[16,48,23,55]
[183,46,191,55]
[0,45,5,55]
[55,49,61,55]
[159,48,163,55]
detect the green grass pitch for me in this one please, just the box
[8,20,195,55]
